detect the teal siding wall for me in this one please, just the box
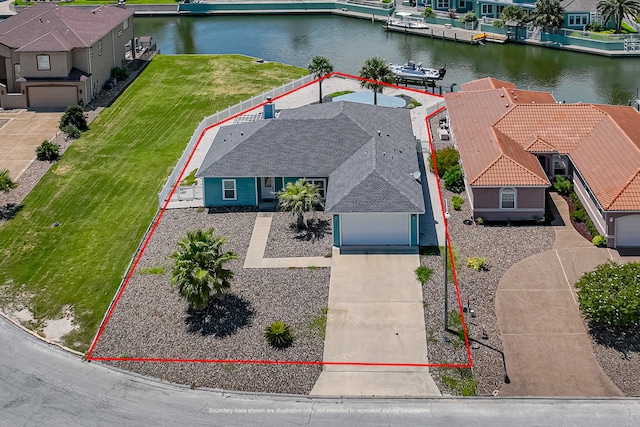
[410,214,418,246]
[275,177,284,191]
[284,177,301,186]
[333,214,341,247]
[203,177,257,207]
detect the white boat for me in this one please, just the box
[384,12,429,30]
[389,61,446,82]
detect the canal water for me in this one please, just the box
[135,14,640,105]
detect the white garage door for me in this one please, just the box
[28,86,78,109]
[340,213,410,246]
[616,215,640,247]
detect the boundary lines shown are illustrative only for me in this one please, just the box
[86,72,472,370]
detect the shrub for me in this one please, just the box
[570,209,586,222]
[61,124,81,139]
[467,257,488,271]
[459,12,477,23]
[553,176,573,195]
[430,146,460,177]
[35,140,60,161]
[415,265,433,285]
[585,218,598,237]
[592,235,606,247]
[475,217,483,225]
[59,105,88,132]
[576,261,640,327]
[443,165,465,193]
[264,321,294,349]
[111,66,130,81]
[423,7,436,18]
[452,195,464,211]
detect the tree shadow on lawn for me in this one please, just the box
[589,323,640,360]
[185,294,254,338]
[290,217,331,243]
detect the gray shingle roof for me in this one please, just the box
[197,101,425,214]
[0,4,133,51]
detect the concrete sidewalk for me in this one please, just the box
[311,250,441,397]
[495,193,623,397]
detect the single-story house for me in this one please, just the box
[0,4,134,109]
[196,101,426,247]
[444,77,640,248]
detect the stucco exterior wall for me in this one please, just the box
[19,51,71,79]
[471,186,546,220]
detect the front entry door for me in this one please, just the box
[261,177,275,201]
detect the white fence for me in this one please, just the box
[157,73,315,208]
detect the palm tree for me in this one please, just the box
[0,169,17,193]
[358,57,395,105]
[170,228,237,311]
[276,179,324,231]
[308,56,334,104]
[531,0,565,31]
[597,0,640,33]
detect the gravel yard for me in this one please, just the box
[264,211,332,258]
[421,188,556,396]
[91,208,330,394]
[588,325,640,396]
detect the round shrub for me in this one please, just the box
[576,261,640,327]
[35,140,60,161]
[59,105,88,132]
[61,124,81,139]
[553,176,573,195]
[443,165,465,193]
[430,146,460,177]
[592,235,606,247]
[452,195,464,211]
[264,321,294,349]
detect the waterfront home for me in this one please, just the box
[0,4,134,109]
[196,101,425,247]
[444,77,640,248]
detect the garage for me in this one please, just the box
[616,214,640,247]
[27,85,78,109]
[339,213,410,246]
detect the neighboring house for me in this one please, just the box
[427,0,599,29]
[0,4,134,109]
[196,101,425,247]
[444,77,640,248]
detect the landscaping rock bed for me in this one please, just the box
[588,325,640,396]
[264,211,332,258]
[91,208,330,394]
[421,188,555,396]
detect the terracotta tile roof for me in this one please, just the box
[446,78,640,211]
[0,4,133,51]
[460,77,516,92]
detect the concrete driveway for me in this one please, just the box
[0,110,61,179]
[311,249,440,397]
[495,193,632,397]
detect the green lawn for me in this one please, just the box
[0,55,307,352]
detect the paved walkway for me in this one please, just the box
[243,212,332,268]
[311,250,441,397]
[495,193,624,397]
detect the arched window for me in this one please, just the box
[500,187,516,209]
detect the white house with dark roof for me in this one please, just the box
[197,101,426,247]
[0,4,134,109]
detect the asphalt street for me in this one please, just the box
[2,317,640,426]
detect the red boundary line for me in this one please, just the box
[86,73,471,369]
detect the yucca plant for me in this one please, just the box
[35,140,60,162]
[264,321,294,349]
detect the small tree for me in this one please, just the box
[35,140,60,162]
[443,165,465,193]
[358,57,395,105]
[429,146,460,177]
[59,105,89,132]
[170,228,237,311]
[597,0,640,34]
[308,56,334,104]
[576,261,640,327]
[276,179,324,231]
[531,0,565,31]
[499,5,526,25]
[0,169,17,193]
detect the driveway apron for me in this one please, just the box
[311,249,441,397]
[496,193,623,396]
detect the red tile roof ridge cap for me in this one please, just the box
[524,134,558,152]
[603,168,640,210]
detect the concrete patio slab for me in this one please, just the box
[555,247,614,287]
